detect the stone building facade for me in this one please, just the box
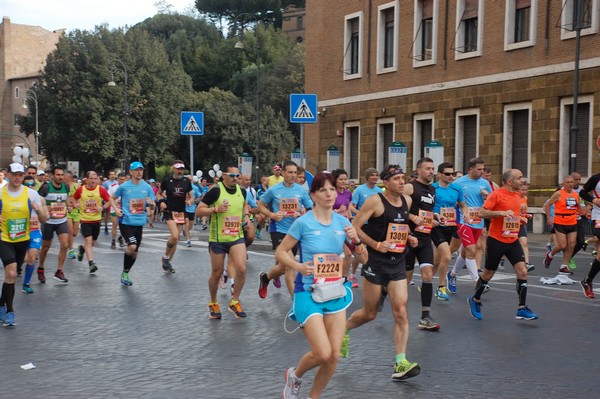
[0,17,63,167]
[304,0,600,207]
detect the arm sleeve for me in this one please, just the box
[37,183,49,197]
[99,187,111,201]
[201,186,221,206]
[580,174,600,202]
[73,186,83,200]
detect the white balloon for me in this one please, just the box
[216,170,222,177]
[213,164,220,172]
[13,147,23,156]
[196,170,203,177]
[22,148,30,157]
[12,155,22,163]
[209,170,215,178]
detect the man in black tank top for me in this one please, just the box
[404,157,441,331]
[342,165,421,381]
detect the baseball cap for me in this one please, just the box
[173,160,185,169]
[37,170,45,176]
[149,178,156,183]
[9,163,25,173]
[273,165,282,171]
[129,161,144,170]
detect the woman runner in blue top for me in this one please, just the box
[276,172,367,399]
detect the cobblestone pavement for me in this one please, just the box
[1,223,599,398]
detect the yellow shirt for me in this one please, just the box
[268,175,283,188]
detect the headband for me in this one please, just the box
[381,168,404,181]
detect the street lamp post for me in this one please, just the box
[23,88,39,165]
[108,59,130,173]
[235,11,273,185]
[570,0,584,174]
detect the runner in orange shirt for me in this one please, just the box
[467,169,538,321]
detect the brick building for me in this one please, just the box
[282,5,306,44]
[0,17,63,167]
[304,0,600,207]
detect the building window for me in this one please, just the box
[561,0,599,40]
[377,2,398,73]
[413,114,434,167]
[505,0,538,50]
[455,0,483,60]
[297,16,303,31]
[344,12,363,79]
[503,104,532,177]
[15,87,20,99]
[377,119,395,172]
[559,97,593,180]
[413,0,439,67]
[344,123,361,179]
[455,109,479,172]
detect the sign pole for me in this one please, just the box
[300,124,305,168]
[190,136,194,174]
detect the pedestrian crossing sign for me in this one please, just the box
[181,111,204,136]
[290,94,318,124]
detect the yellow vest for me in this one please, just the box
[1,186,31,242]
[79,185,103,222]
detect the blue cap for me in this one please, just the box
[149,178,155,183]
[129,161,144,170]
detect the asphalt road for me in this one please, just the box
[1,223,598,398]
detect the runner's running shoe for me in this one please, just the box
[447,272,457,294]
[118,236,125,248]
[22,284,34,294]
[468,295,482,320]
[89,262,98,274]
[559,265,573,275]
[121,272,133,286]
[0,305,6,323]
[68,249,76,259]
[37,268,46,283]
[544,251,553,268]
[392,360,421,381]
[580,280,595,299]
[228,300,246,318]
[54,270,68,283]
[435,286,449,301]
[348,275,359,288]
[258,272,269,298]
[568,258,576,269]
[208,303,222,319]
[111,240,116,249]
[282,367,302,399]
[418,316,441,331]
[516,306,539,320]
[3,312,15,327]
[162,257,175,273]
[77,245,85,261]
[273,276,282,289]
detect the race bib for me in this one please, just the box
[50,202,66,219]
[280,198,299,215]
[386,223,409,253]
[8,218,27,240]
[313,254,343,284]
[440,207,457,226]
[30,218,40,230]
[502,216,521,238]
[566,197,577,210]
[129,198,145,215]
[172,212,185,224]
[415,209,433,234]
[468,207,482,224]
[84,200,98,213]
[222,216,241,236]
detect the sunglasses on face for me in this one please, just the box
[227,173,241,178]
[24,182,35,187]
[442,172,456,176]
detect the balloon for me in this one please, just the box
[216,170,222,177]
[213,164,220,171]
[12,155,22,163]
[13,147,23,156]
[22,148,30,157]
[196,170,203,177]
[209,170,215,178]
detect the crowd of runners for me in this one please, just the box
[1,157,600,399]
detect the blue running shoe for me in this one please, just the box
[467,296,482,320]
[3,312,15,327]
[435,286,449,301]
[447,272,457,294]
[516,306,538,320]
[0,305,6,323]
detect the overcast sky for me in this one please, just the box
[3,0,196,32]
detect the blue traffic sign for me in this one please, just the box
[290,94,318,124]
[181,111,204,135]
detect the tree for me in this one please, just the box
[186,87,294,176]
[22,26,193,173]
